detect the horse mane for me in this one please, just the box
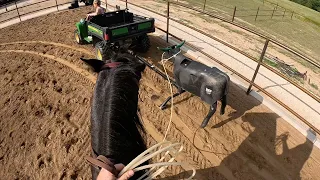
[90,53,147,178]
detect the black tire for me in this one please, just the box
[92,36,100,47]
[133,34,151,53]
[74,30,84,44]
[84,0,93,5]
[68,1,79,9]
[85,2,92,6]
[95,41,115,62]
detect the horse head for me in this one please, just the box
[80,52,145,75]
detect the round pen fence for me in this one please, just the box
[0,0,73,24]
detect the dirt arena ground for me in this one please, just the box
[0,7,320,180]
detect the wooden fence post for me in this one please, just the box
[203,0,207,12]
[15,1,21,21]
[247,39,269,94]
[232,6,236,22]
[255,7,259,21]
[166,1,170,43]
[283,9,286,18]
[126,0,128,9]
[271,6,276,19]
[55,0,59,11]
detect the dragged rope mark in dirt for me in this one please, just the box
[0,41,93,55]
[0,50,96,83]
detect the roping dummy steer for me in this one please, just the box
[159,41,230,128]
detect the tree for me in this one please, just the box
[290,0,320,12]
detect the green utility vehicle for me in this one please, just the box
[74,9,155,61]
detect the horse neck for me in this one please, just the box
[91,67,146,165]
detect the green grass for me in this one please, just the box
[292,67,300,73]
[172,0,320,62]
[310,82,319,90]
[262,57,307,84]
[263,57,278,67]
[266,0,320,24]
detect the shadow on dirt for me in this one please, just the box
[158,82,315,179]
[158,112,314,179]
[211,82,262,129]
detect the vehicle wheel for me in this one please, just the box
[95,41,115,62]
[84,0,93,5]
[133,34,150,53]
[74,30,84,44]
[92,36,100,47]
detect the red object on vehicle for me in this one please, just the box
[104,33,109,40]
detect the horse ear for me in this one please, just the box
[80,58,105,72]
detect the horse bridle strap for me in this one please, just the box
[86,155,118,176]
[100,62,121,71]
[102,61,141,86]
